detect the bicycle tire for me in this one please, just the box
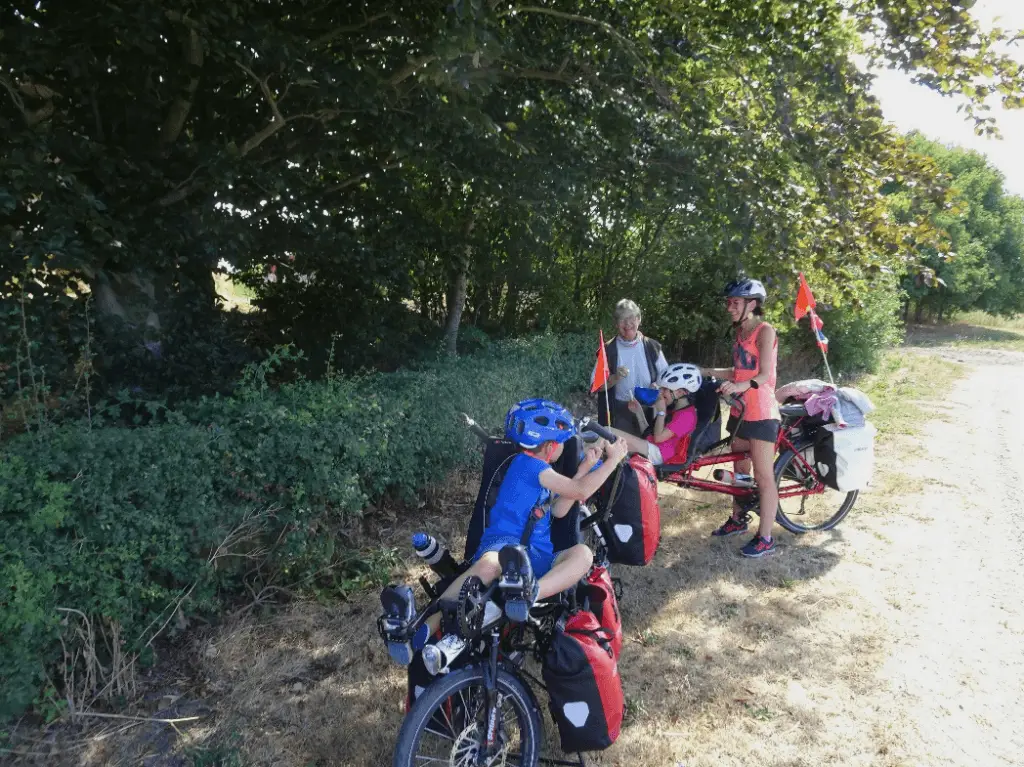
[392,664,543,767]
[774,439,857,534]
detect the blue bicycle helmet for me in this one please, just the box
[724,278,767,302]
[505,399,576,449]
[504,397,546,435]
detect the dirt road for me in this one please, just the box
[868,346,1024,766]
[24,343,1024,766]
[563,343,1024,767]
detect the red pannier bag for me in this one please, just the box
[583,565,622,660]
[598,454,661,566]
[542,610,624,753]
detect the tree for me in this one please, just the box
[3,0,1023,394]
[895,133,1024,322]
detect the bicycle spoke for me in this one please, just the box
[423,726,455,742]
[439,697,455,734]
[400,668,539,767]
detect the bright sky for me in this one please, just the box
[868,0,1024,197]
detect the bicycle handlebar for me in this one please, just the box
[461,413,492,445]
[722,393,743,410]
[578,417,618,444]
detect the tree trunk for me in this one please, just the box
[914,301,924,324]
[442,214,475,357]
[502,279,520,332]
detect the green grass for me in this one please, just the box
[956,310,1024,331]
[214,273,257,312]
[905,314,1024,352]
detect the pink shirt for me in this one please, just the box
[646,406,697,462]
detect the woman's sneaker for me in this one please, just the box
[711,514,750,537]
[740,535,777,558]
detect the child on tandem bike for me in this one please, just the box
[416,398,628,668]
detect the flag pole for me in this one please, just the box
[820,347,835,387]
[593,329,613,427]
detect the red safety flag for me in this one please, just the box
[591,330,610,393]
[794,272,816,321]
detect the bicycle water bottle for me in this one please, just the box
[713,469,755,487]
[412,533,460,578]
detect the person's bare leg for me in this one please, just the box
[536,545,593,599]
[423,552,501,635]
[730,436,751,518]
[748,438,778,539]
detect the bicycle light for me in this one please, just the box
[422,634,467,676]
[421,644,443,676]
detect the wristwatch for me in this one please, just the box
[655,410,666,418]
[748,379,759,390]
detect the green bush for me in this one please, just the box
[0,333,592,721]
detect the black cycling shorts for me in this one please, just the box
[726,415,780,443]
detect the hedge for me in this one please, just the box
[0,333,593,720]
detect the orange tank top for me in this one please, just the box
[731,323,779,421]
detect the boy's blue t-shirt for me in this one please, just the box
[482,453,553,555]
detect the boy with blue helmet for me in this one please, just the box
[424,398,627,634]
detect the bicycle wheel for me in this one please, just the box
[392,665,543,767]
[774,439,857,534]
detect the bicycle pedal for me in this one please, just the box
[387,638,414,666]
[504,597,530,623]
[481,600,503,630]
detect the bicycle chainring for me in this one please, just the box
[457,575,487,639]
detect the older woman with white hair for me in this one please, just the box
[592,298,669,436]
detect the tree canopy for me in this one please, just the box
[892,133,1024,322]
[3,0,1022,391]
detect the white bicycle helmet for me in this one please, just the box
[656,363,702,394]
[724,278,767,302]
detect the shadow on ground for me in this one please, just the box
[8,477,861,767]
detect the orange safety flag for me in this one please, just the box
[794,272,816,321]
[591,329,610,393]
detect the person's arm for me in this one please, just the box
[540,439,628,502]
[647,392,677,444]
[753,324,777,387]
[550,445,602,518]
[654,349,669,377]
[595,365,630,392]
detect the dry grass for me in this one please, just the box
[905,317,1024,352]
[13,346,1022,767]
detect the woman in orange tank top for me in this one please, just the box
[701,278,781,558]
